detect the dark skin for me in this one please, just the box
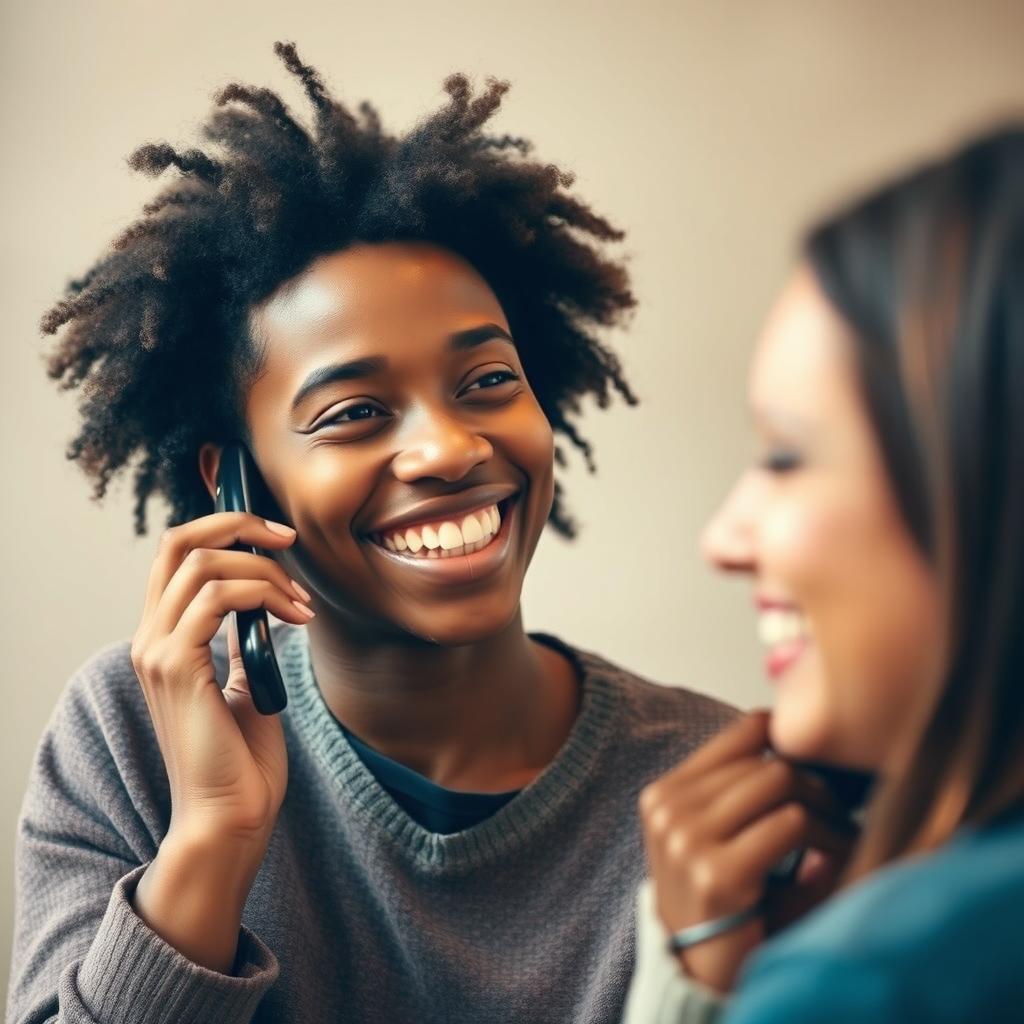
[199,240,581,792]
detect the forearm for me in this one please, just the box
[132,829,265,974]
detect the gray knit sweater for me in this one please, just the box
[7,625,733,1024]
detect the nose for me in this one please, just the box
[390,407,494,483]
[700,473,759,574]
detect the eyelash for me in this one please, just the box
[319,370,521,427]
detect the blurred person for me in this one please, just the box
[626,125,1024,1022]
[6,42,734,1024]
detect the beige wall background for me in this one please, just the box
[3,0,1024,1004]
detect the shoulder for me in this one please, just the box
[538,633,738,776]
[731,813,1024,1022]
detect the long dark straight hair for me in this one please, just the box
[804,125,1024,876]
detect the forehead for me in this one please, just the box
[252,242,506,353]
[750,264,861,424]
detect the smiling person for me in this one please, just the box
[6,43,734,1024]
[624,127,1024,1022]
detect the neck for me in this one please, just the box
[303,609,580,793]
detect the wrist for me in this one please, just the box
[132,827,268,973]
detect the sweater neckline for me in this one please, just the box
[277,626,622,876]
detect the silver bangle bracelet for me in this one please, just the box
[667,904,761,953]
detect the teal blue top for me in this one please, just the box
[724,807,1024,1023]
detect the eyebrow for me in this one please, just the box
[290,323,515,412]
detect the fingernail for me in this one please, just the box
[290,578,312,602]
[265,519,296,536]
[291,600,315,619]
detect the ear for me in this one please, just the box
[198,443,223,501]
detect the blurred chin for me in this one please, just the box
[767,665,834,762]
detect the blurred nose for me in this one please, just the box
[700,473,759,574]
[390,406,494,483]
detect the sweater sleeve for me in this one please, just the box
[620,879,728,1024]
[5,644,280,1024]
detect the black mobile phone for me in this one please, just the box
[214,442,289,715]
[767,761,875,885]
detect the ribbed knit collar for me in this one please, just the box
[276,626,623,877]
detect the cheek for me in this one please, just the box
[286,450,375,553]
[762,482,940,768]
[502,395,555,512]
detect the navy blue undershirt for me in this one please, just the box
[341,724,521,834]
[328,633,582,835]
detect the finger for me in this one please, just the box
[141,513,296,622]
[700,759,856,841]
[642,756,766,837]
[170,578,314,654]
[150,548,308,637]
[723,802,856,884]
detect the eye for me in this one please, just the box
[461,369,521,395]
[317,402,389,428]
[760,450,802,473]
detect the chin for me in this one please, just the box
[768,678,834,762]
[397,600,521,648]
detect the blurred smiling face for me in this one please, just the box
[242,241,556,646]
[702,264,941,772]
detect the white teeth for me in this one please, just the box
[378,502,506,559]
[438,522,463,550]
[461,513,484,544]
[758,610,809,647]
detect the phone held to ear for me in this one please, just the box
[767,760,875,885]
[214,442,289,715]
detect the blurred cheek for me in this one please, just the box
[762,483,939,769]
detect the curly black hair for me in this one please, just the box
[41,42,637,538]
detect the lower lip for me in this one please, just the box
[366,498,518,585]
[765,638,810,681]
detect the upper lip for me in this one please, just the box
[366,484,520,538]
[755,595,801,612]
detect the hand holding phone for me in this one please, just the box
[638,711,865,993]
[128,441,311,845]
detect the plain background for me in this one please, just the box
[3,0,1024,1005]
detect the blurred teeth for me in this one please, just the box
[376,503,504,559]
[758,609,810,648]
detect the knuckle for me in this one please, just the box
[666,825,697,862]
[157,525,184,554]
[133,642,166,684]
[182,546,212,575]
[645,801,675,840]
[689,853,724,899]
[199,577,227,604]
[638,782,663,816]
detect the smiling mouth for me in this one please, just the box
[368,498,514,559]
[758,606,812,680]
